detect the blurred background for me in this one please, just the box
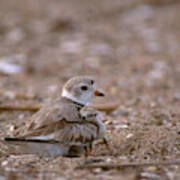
[0,0,179,98]
[0,0,180,179]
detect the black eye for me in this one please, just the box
[90,80,94,85]
[81,86,88,91]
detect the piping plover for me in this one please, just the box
[5,76,105,157]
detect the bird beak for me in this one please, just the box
[94,90,105,96]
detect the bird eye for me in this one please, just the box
[81,86,88,91]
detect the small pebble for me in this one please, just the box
[145,166,157,172]
[126,133,134,139]
[1,161,8,166]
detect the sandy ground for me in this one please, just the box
[0,0,180,179]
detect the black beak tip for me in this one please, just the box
[98,92,105,96]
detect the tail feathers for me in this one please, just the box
[2,138,86,157]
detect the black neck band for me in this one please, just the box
[64,97,85,107]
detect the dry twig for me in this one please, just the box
[0,104,40,112]
[93,102,119,112]
[0,102,119,112]
[76,161,180,170]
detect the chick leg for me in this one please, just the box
[84,142,93,157]
[102,138,110,150]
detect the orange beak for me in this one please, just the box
[94,90,105,96]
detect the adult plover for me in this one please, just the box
[5,76,106,157]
